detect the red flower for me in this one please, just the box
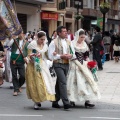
[87,61,97,69]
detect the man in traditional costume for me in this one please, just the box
[8,32,29,96]
[48,26,76,110]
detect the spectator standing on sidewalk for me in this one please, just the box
[110,30,118,60]
[67,29,74,41]
[113,40,120,62]
[91,26,103,71]
[51,31,58,40]
[103,31,111,61]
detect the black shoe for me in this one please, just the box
[70,101,75,107]
[64,104,71,110]
[98,68,103,71]
[37,103,41,107]
[52,104,61,108]
[10,86,14,89]
[85,102,95,108]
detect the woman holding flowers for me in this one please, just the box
[26,31,55,110]
[67,29,101,108]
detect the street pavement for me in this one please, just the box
[0,60,120,120]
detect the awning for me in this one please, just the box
[107,19,120,25]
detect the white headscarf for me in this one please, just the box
[73,28,89,53]
[74,28,85,42]
[27,31,48,52]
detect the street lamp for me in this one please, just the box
[74,0,81,30]
[100,0,110,37]
[102,0,106,38]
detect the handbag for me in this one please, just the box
[49,66,56,77]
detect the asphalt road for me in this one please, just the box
[0,60,120,120]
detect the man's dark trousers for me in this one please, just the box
[53,63,70,105]
[93,48,103,69]
[10,62,25,92]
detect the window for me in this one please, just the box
[94,0,97,9]
[70,0,74,7]
[17,13,27,33]
[83,0,87,7]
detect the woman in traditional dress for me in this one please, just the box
[26,31,55,110]
[3,37,13,88]
[67,29,101,108]
[0,42,5,86]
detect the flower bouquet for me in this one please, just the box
[87,61,98,82]
[30,49,41,72]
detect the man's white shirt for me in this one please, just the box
[48,38,76,61]
[8,39,24,54]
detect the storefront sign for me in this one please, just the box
[41,12,58,20]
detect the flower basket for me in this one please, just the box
[100,7,109,14]
[100,2,110,14]
[74,14,84,20]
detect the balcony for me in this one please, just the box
[69,0,83,8]
[41,0,57,12]
[65,0,83,13]
[82,8,102,17]
[12,0,47,4]
[107,9,119,19]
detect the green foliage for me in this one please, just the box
[74,14,84,20]
[100,2,111,9]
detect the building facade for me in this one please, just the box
[12,0,120,35]
[11,0,83,36]
[82,0,120,33]
[11,0,47,33]
[41,0,83,36]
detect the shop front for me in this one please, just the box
[41,12,58,37]
[107,19,120,33]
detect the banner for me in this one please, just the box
[41,12,58,20]
[97,17,103,30]
[0,0,22,40]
